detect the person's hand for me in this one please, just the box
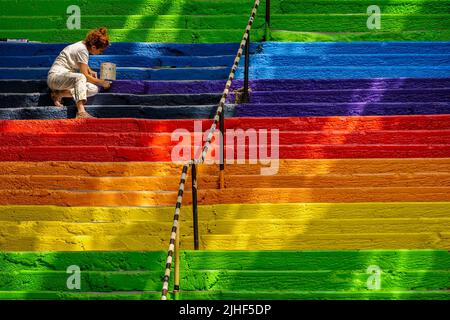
[101,80,112,90]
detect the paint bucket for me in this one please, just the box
[100,62,117,80]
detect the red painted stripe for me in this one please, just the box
[2,114,450,133]
[1,130,450,147]
[1,145,450,162]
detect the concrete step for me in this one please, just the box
[3,116,449,133]
[0,93,221,107]
[1,186,450,207]
[3,159,450,177]
[0,105,235,120]
[2,172,450,191]
[3,54,450,68]
[236,102,450,117]
[1,144,450,162]
[0,42,246,57]
[0,249,448,299]
[0,67,230,80]
[2,130,450,147]
[2,78,450,94]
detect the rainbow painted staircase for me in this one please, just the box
[0,0,449,300]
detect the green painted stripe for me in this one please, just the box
[0,270,447,291]
[0,251,167,272]
[0,15,266,30]
[0,28,265,43]
[0,0,266,16]
[2,14,448,32]
[269,30,450,42]
[1,0,449,16]
[0,271,170,291]
[1,250,448,272]
[181,250,450,271]
[271,14,450,32]
[0,290,448,300]
[0,291,162,300]
[176,290,450,300]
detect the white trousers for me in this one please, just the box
[47,72,98,103]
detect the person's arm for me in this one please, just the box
[79,63,110,89]
[88,66,98,79]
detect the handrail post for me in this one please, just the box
[243,32,250,102]
[192,164,199,250]
[219,110,225,189]
[174,225,180,300]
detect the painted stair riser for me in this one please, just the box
[0,94,222,107]
[256,42,450,55]
[244,89,450,103]
[3,54,450,68]
[2,203,450,222]
[2,250,448,271]
[3,145,450,161]
[3,219,446,237]
[0,291,446,300]
[3,14,450,33]
[0,43,247,57]
[1,27,448,43]
[0,204,449,251]
[0,271,446,292]
[3,78,450,94]
[270,14,450,32]
[2,130,450,147]
[3,103,450,120]
[1,89,449,106]
[3,115,450,132]
[0,55,237,68]
[0,106,236,120]
[0,15,266,31]
[1,249,447,300]
[2,42,450,57]
[3,187,450,208]
[0,68,230,80]
[2,0,449,16]
[3,159,450,176]
[235,103,450,117]
[234,66,450,79]
[3,67,450,80]
[3,173,450,191]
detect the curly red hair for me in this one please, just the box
[85,27,110,50]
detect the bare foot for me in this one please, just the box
[51,91,64,107]
[76,111,96,119]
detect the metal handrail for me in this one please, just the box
[161,0,262,300]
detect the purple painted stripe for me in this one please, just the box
[104,78,450,95]
[235,102,450,117]
[240,89,450,104]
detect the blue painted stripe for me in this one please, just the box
[0,67,229,80]
[3,66,449,81]
[1,41,449,57]
[2,54,450,68]
[0,42,245,56]
[0,105,236,120]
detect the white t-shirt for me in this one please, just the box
[49,41,89,74]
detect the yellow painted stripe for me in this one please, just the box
[0,234,447,251]
[0,203,448,251]
[1,203,448,221]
